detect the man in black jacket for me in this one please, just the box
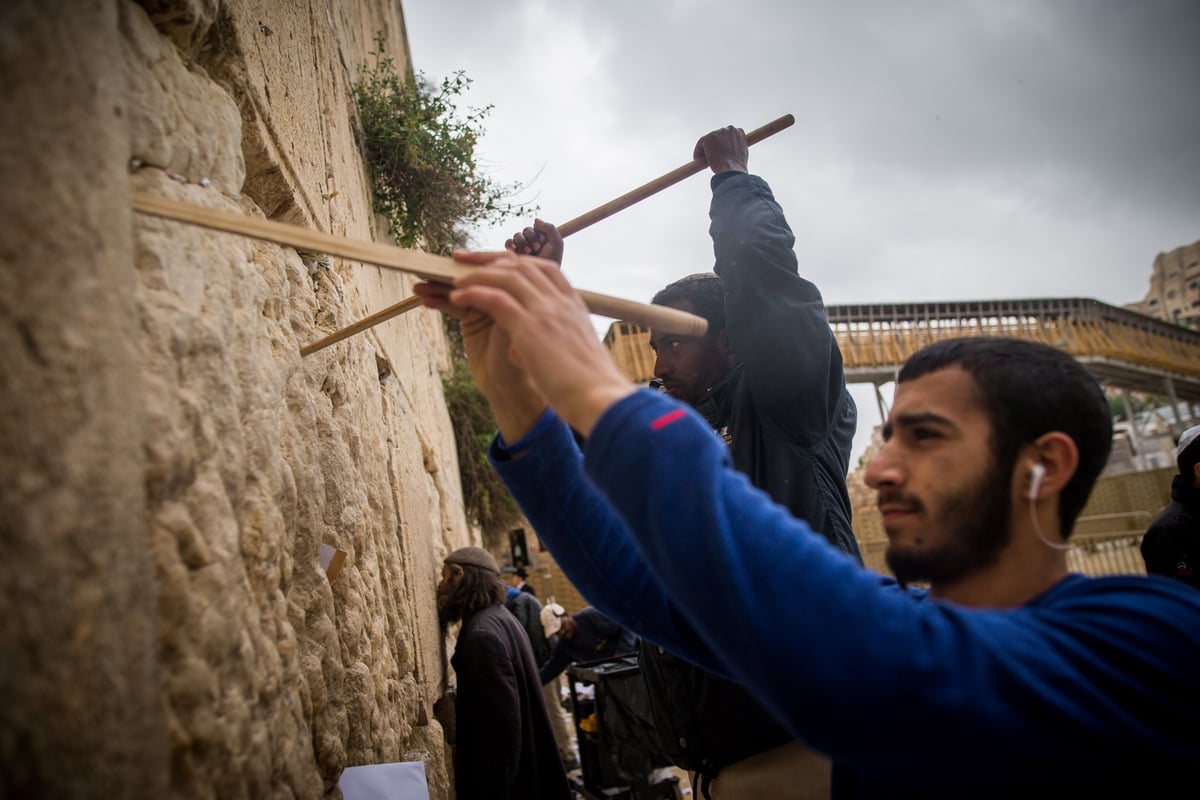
[507,126,861,798]
[438,547,570,800]
[503,585,580,771]
[1141,425,1200,589]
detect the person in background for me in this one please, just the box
[507,125,860,798]
[503,584,580,772]
[1141,424,1200,589]
[437,547,570,799]
[538,605,638,687]
[414,244,1200,795]
[502,563,537,596]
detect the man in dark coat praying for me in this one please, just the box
[438,546,570,799]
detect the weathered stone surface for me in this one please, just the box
[2,1,470,797]
[123,0,244,193]
[0,1,169,797]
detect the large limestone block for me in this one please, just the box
[0,1,169,797]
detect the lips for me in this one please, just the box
[876,493,921,522]
[877,506,916,523]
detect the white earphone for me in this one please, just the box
[1026,463,1046,500]
[1026,462,1070,550]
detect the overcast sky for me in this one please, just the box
[400,0,1200,462]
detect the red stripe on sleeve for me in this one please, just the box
[650,408,687,430]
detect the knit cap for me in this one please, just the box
[444,546,500,575]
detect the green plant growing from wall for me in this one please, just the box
[354,35,532,254]
[441,321,522,543]
[353,35,532,543]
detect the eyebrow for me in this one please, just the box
[881,411,954,440]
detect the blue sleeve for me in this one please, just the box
[583,390,1200,778]
[489,407,728,671]
[710,173,847,441]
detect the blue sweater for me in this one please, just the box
[491,391,1200,796]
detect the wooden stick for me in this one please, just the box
[300,295,423,356]
[556,113,795,237]
[296,113,795,355]
[131,191,708,340]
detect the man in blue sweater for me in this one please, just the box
[416,255,1200,795]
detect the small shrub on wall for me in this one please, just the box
[353,34,534,543]
[353,34,532,254]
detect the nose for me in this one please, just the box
[653,354,670,379]
[864,441,903,490]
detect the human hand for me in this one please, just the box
[694,126,749,175]
[444,253,635,437]
[413,257,548,443]
[505,219,564,265]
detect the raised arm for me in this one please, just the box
[698,128,847,440]
[491,409,728,671]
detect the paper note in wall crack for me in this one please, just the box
[339,761,428,799]
[319,544,347,581]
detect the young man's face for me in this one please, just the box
[649,300,731,407]
[864,366,1014,586]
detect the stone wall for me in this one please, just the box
[0,1,470,797]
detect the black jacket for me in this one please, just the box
[640,172,862,776]
[452,604,571,800]
[505,588,551,665]
[1141,475,1200,590]
[539,607,638,685]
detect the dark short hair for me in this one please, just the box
[898,337,1112,537]
[652,273,724,336]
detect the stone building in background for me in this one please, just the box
[1,2,474,797]
[1125,240,1200,331]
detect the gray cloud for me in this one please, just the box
[401,0,1200,456]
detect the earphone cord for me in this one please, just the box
[1029,495,1072,551]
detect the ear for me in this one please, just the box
[1022,432,1079,502]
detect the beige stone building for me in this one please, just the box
[1125,239,1200,330]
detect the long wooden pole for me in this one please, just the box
[298,113,795,355]
[131,191,708,340]
[555,113,794,237]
